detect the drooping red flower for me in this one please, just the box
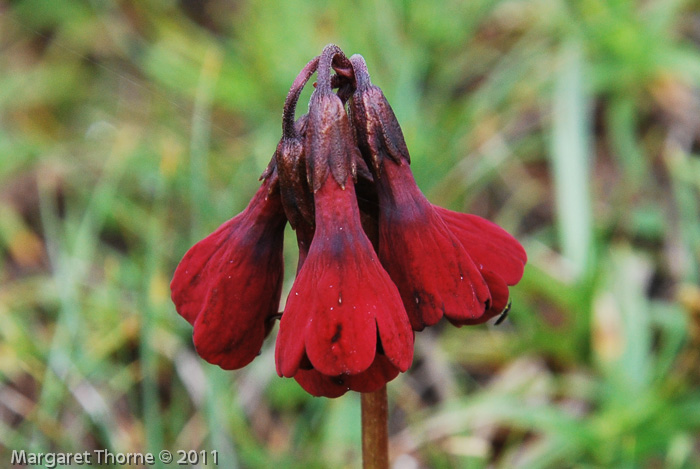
[349,55,492,330]
[275,54,413,391]
[170,44,527,399]
[275,171,413,378]
[284,177,403,397]
[378,161,494,330]
[170,175,286,370]
[283,167,405,397]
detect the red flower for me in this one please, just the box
[275,66,413,394]
[275,172,412,382]
[376,161,492,329]
[170,45,528,398]
[349,57,492,330]
[282,170,406,397]
[170,176,286,370]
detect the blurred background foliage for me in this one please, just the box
[1,0,700,467]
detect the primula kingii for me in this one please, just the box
[171,45,527,398]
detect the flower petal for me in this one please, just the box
[449,268,510,326]
[293,355,400,398]
[348,64,491,330]
[376,161,491,330]
[437,207,527,286]
[171,179,286,369]
[301,249,378,376]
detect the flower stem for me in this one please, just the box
[361,386,389,469]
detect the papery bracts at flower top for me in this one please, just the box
[170,44,527,398]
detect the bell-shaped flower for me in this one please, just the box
[170,45,529,399]
[275,172,413,380]
[375,161,492,329]
[275,65,413,385]
[349,55,491,330]
[170,176,286,370]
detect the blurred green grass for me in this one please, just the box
[1,0,700,467]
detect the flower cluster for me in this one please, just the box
[170,45,527,398]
